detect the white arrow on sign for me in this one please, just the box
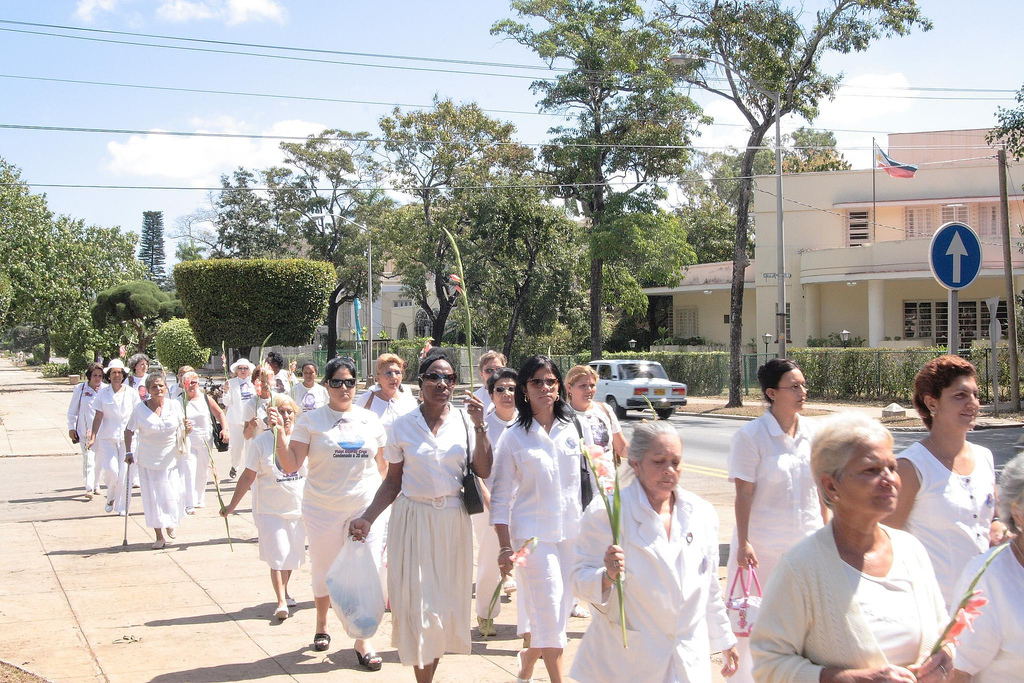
[946,230,968,284]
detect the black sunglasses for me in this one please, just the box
[422,372,457,385]
[327,378,357,389]
[493,386,515,394]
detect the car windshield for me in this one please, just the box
[618,363,668,380]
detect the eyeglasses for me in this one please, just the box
[327,378,357,389]
[493,386,515,394]
[382,369,403,378]
[779,383,808,393]
[422,372,457,385]
[528,378,559,389]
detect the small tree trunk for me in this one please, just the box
[43,330,51,363]
[589,256,603,360]
[326,283,344,361]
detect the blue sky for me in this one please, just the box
[1,0,1021,255]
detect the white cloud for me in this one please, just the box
[104,118,327,186]
[74,0,121,22]
[155,0,285,24]
[817,72,913,126]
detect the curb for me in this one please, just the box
[674,411,1021,432]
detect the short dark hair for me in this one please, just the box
[757,358,801,405]
[417,349,456,384]
[514,355,572,430]
[487,367,518,394]
[299,360,318,373]
[127,353,149,373]
[84,362,104,382]
[266,351,284,368]
[913,355,977,429]
[323,357,357,383]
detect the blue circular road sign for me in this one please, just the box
[929,222,982,290]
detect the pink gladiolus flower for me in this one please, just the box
[946,592,988,643]
[449,274,462,284]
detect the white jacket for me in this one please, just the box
[570,479,736,683]
[222,376,255,424]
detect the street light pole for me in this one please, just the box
[669,53,786,357]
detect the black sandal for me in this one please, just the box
[313,633,331,652]
[356,649,382,671]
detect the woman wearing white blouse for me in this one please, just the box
[124,374,192,550]
[490,355,594,683]
[68,362,106,499]
[727,358,826,683]
[356,353,418,428]
[571,420,738,682]
[884,355,1005,609]
[275,357,388,670]
[89,359,138,514]
[952,452,1024,682]
[350,351,491,682]
[180,371,228,511]
[751,412,952,683]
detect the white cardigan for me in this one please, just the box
[750,523,947,683]
[570,479,736,683]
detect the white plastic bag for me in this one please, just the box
[325,538,385,639]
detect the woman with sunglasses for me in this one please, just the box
[273,357,388,671]
[490,355,595,683]
[350,350,491,682]
[726,358,826,683]
[473,351,507,414]
[357,353,418,428]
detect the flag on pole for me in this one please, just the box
[874,142,917,178]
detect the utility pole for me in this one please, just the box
[997,147,1020,411]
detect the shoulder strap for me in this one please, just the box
[74,381,86,418]
[460,408,473,468]
[572,414,584,439]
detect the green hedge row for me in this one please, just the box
[174,259,336,348]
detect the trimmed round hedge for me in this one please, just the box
[155,318,212,373]
[174,259,336,348]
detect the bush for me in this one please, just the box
[27,343,46,366]
[40,362,70,378]
[68,350,92,375]
[0,271,11,323]
[155,318,212,373]
[174,259,336,348]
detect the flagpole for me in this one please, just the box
[872,137,877,238]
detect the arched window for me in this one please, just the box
[397,322,408,339]
[414,309,430,338]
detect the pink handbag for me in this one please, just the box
[726,566,762,637]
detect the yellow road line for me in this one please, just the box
[683,463,728,479]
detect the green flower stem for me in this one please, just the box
[485,537,538,624]
[582,446,627,648]
[205,439,233,551]
[930,542,1009,656]
[440,227,473,392]
[221,341,229,384]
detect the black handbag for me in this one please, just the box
[573,416,594,509]
[205,391,229,452]
[460,412,485,515]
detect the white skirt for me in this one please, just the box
[138,464,185,529]
[387,494,472,667]
[255,513,306,570]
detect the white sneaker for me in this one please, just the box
[105,501,114,513]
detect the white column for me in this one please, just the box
[868,280,885,348]
[805,284,820,343]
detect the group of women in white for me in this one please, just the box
[66,346,1024,682]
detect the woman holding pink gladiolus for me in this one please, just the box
[950,452,1024,682]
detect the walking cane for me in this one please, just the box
[122,456,132,549]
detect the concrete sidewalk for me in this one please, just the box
[0,360,735,682]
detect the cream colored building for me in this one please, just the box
[333,259,436,342]
[646,129,1024,349]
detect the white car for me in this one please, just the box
[588,360,687,420]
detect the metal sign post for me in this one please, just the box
[929,222,983,356]
[987,296,1002,417]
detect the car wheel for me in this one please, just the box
[655,408,675,420]
[606,396,627,420]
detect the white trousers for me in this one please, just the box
[95,438,129,513]
[180,453,197,510]
[228,422,245,471]
[515,538,575,649]
[473,513,502,619]
[190,444,210,508]
[80,439,99,492]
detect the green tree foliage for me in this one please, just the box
[676,184,739,263]
[991,85,1024,160]
[658,0,931,406]
[92,280,183,354]
[378,98,533,343]
[174,259,335,348]
[1,156,147,358]
[213,168,286,258]
[155,317,212,373]
[0,272,11,324]
[493,0,702,359]
[263,130,393,358]
[138,211,167,286]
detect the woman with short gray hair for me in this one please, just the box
[571,420,739,681]
[752,412,951,683]
[951,452,1024,682]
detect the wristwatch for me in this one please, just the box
[474,424,487,433]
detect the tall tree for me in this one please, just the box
[264,130,392,359]
[378,98,533,343]
[138,211,167,286]
[493,0,702,359]
[213,168,286,258]
[658,0,931,406]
